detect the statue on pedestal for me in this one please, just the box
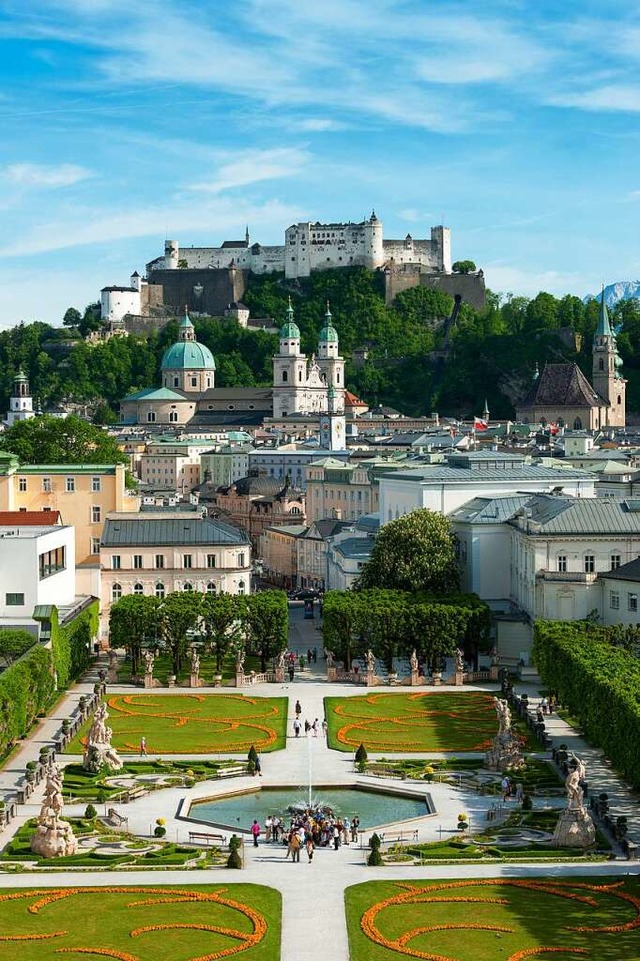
[277,650,286,669]
[365,649,376,674]
[83,701,122,772]
[144,650,154,677]
[484,696,523,772]
[236,649,245,674]
[410,649,418,674]
[495,697,512,736]
[30,762,78,858]
[455,647,465,674]
[552,754,595,848]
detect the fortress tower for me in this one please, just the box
[4,369,35,427]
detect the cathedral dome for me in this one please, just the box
[319,323,338,343]
[279,320,300,339]
[233,470,282,496]
[161,340,216,371]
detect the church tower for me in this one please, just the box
[592,288,626,427]
[272,299,308,418]
[319,385,346,450]
[316,302,345,410]
[4,369,35,427]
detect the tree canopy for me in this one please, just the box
[356,509,459,594]
[0,628,36,668]
[0,414,129,466]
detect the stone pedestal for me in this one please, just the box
[432,672,442,686]
[31,820,77,858]
[454,671,464,686]
[235,671,245,688]
[275,667,285,683]
[410,672,421,686]
[327,666,337,682]
[490,664,500,681]
[189,673,203,688]
[365,671,377,687]
[143,674,155,689]
[552,807,596,848]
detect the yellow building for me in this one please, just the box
[0,454,139,566]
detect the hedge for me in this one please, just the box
[0,599,99,759]
[533,620,640,788]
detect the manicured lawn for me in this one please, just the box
[326,691,511,753]
[346,877,640,960]
[62,760,246,801]
[0,883,281,961]
[65,694,288,755]
[117,651,262,685]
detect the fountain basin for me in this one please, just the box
[181,783,434,834]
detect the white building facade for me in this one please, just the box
[0,523,75,631]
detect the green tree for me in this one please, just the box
[242,591,288,672]
[160,591,203,675]
[62,307,82,328]
[451,260,477,274]
[0,628,35,668]
[322,591,362,670]
[0,414,129,466]
[200,593,243,672]
[109,595,160,676]
[357,509,459,594]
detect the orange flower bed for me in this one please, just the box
[359,878,640,960]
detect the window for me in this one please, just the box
[5,593,24,606]
[183,582,193,592]
[155,582,165,599]
[18,477,27,492]
[155,554,165,569]
[133,582,144,595]
[147,411,156,423]
[39,546,66,579]
[207,554,217,568]
[111,583,122,602]
[174,377,179,387]
[557,555,567,573]
[90,537,100,555]
[573,417,582,430]
[238,552,246,568]
[65,477,75,493]
[92,476,101,492]
[191,376,198,387]
[42,477,52,493]
[610,590,620,610]
[169,411,178,423]
[238,580,246,596]
[133,555,143,570]
[111,555,121,570]
[91,506,101,523]
[183,554,192,569]
[206,581,216,594]
[629,592,638,612]
[584,555,595,574]
[611,554,621,570]
[282,370,288,382]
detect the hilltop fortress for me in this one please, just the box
[101,212,485,325]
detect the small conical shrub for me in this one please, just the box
[227,834,242,869]
[355,743,368,764]
[367,832,383,866]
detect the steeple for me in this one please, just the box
[482,398,490,422]
[595,286,613,340]
[592,282,626,428]
[178,308,196,342]
[245,225,250,246]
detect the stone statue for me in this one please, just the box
[144,650,155,677]
[565,755,586,810]
[277,649,287,669]
[190,648,201,677]
[236,648,245,673]
[410,649,418,674]
[494,697,512,735]
[325,649,335,668]
[83,701,122,772]
[30,762,78,858]
[365,649,376,673]
[490,645,499,666]
[552,753,595,849]
[455,647,465,673]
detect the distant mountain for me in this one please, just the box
[583,281,640,307]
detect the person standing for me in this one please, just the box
[293,718,301,738]
[140,736,147,757]
[312,718,319,737]
[290,831,301,863]
[288,664,295,682]
[322,718,328,738]
[254,755,262,777]
[295,700,302,718]
[351,816,360,843]
[251,819,261,847]
[333,825,340,851]
[265,816,272,842]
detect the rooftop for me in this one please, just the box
[102,515,249,547]
[0,510,62,525]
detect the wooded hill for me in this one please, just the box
[3,268,640,420]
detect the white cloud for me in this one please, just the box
[484,262,594,298]
[548,84,640,112]
[189,147,309,194]
[296,118,345,132]
[3,163,93,188]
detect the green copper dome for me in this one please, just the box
[161,341,216,371]
[279,298,300,339]
[319,302,338,343]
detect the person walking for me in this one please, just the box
[351,816,360,843]
[322,718,328,738]
[295,700,302,719]
[304,719,311,736]
[312,718,319,737]
[140,736,147,757]
[305,834,315,862]
[250,819,261,847]
[288,664,295,682]
[290,831,301,863]
[254,755,262,776]
[293,718,301,738]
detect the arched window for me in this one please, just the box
[238,580,246,596]
[557,417,564,428]
[599,358,604,370]
[174,377,179,387]
[133,582,143,595]
[183,582,193,592]
[112,583,122,602]
[573,417,582,430]
[147,411,156,423]
[169,411,178,423]
[155,582,165,599]
[282,370,288,382]
[207,581,216,595]
[298,370,302,382]
[618,395,622,405]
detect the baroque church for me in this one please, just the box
[516,291,626,430]
[119,302,346,446]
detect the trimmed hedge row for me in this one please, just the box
[533,620,640,788]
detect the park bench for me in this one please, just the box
[106,808,128,827]
[364,829,419,847]
[188,830,227,846]
[122,786,147,803]
[216,766,246,778]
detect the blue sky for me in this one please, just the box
[1,0,640,326]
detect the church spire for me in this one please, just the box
[595,285,613,340]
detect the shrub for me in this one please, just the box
[355,743,368,764]
[154,826,167,838]
[84,804,97,820]
[367,832,383,866]
[227,834,242,869]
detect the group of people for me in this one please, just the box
[292,700,327,739]
[252,809,361,861]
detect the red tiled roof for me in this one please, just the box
[344,390,367,407]
[0,510,62,526]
